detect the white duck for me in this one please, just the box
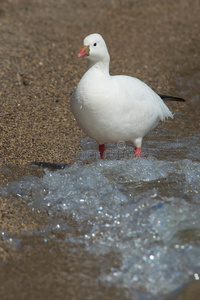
[71,33,183,159]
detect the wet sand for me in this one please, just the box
[0,0,199,299]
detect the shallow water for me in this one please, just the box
[1,148,200,299]
[0,73,200,300]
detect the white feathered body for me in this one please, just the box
[71,66,173,147]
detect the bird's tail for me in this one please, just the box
[159,94,185,102]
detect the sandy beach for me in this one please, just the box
[0,0,199,299]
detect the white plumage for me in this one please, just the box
[71,33,173,158]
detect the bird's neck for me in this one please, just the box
[86,59,110,75]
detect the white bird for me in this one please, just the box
[71,33,184,159]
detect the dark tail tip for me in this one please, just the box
[159,94,185,102]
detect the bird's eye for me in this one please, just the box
[93,43,97,46]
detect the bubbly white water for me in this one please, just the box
[1,143,200,299]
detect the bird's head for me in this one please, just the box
[78,33,110,64]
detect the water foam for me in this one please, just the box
[1,157,200,299]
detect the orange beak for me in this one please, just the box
[78,45,90,57]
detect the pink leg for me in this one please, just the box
[133,147,141,158]
[99,144,106,159]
